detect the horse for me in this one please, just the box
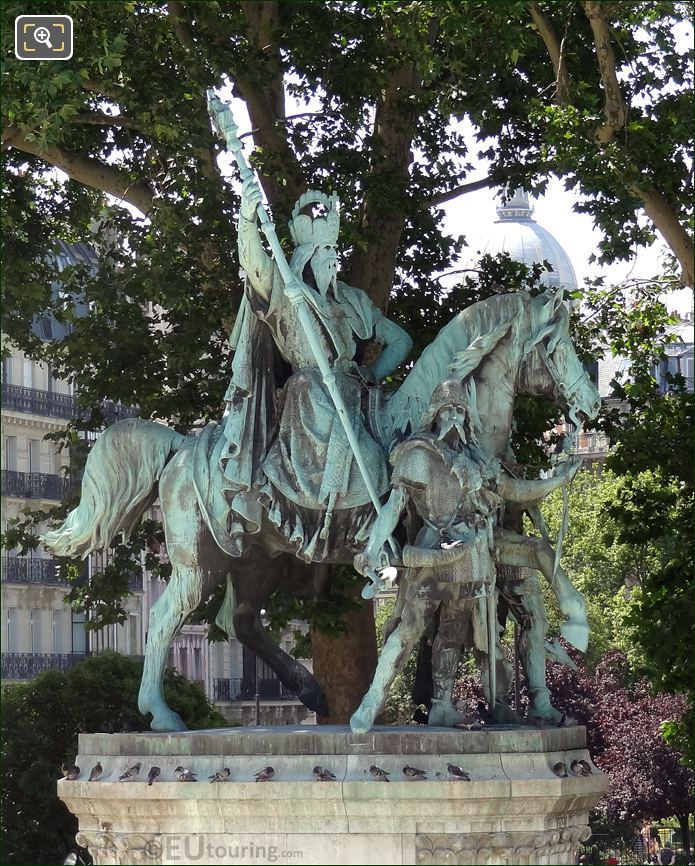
[43,287,600,732]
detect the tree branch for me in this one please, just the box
[167,1,195,51]
[425,174,494,208]
[627,182,694,289]
[163,3,221,184]
[81,80,127,102]
[529,3,570,105]
[582,0,628,143]
[71,111,144,130]
[4,128,154,216]
[232,1,304,216]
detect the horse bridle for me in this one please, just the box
[524,324,591,419]
[538,340,589,410]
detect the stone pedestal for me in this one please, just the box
[59,725,607,865]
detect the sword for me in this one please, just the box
[207,91,397,593]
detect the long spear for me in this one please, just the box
[207,91,395,594]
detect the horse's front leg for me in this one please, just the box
[494,528,588,652]
[138,563,203,732]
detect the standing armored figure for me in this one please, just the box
[351,379,518,732]
[351,378,582,732]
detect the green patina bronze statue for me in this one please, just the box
[42,93,600,733]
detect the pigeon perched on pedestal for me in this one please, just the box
[454,715,483,731]
[147,766,161,786]
[119,762,141,781]
[313,766,337,782]
[552,762,569,778]
[209,768,231,783]
[254,766,275,782]
[174,765,197,782]
[87,762,103,782]
[446,763,470,781]
[570,759,592,777]
[62,764,81,781]
[403,765,427,781]
[369,765,390,782]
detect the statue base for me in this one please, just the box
[60,725,607,865]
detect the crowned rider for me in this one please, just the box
[211,176,412,560]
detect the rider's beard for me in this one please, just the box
[436,413,468,450]
[311,253,337,297]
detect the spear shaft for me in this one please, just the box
[207,92,395,591]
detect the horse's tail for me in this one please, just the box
[42,419,186,558]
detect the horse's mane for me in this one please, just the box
[444,291,560,445]
[447,291,530,381]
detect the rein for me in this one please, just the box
[522,318,586,580]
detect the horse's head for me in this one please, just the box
[522,289,601,429]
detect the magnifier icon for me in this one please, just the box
[34,26,53,49]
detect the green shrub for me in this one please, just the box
[1,651,226,864]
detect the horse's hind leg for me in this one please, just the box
[138,448,210,732]
[231,554,330,717]
[138,562,203,732]
[497,566,562,723]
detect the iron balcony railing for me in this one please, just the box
[2,382,82,419]
[213,677,299,702]
[1,652,87,680]
[2,382,138,423]
[1,557,143,591]
[1,470,72,500]
[2,556,73,586]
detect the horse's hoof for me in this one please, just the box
[427,699,466,728]
[561,620,589,652]
[490,702,523,725]
[149,710,188,733]
[350,706,374,734]
[298,684,329,718]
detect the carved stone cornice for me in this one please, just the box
[415,825,592,865]
[75,832,162,865]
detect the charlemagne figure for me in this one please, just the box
[205,178,412,560]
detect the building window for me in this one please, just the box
[2,357,13,385]
[6,608,18,653]
[129,614,139,655]
[22,358,34,389]
[53,610,67,654]
[29,439,41,474]
[3,436,17,472]
[72,611,87,654]
[178,647,188,678]
[30,609,42,653]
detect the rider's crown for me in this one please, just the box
[289,191,340,248]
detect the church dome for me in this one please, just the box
[482,190,578,290]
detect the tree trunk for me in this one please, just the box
[310,580,378,725]
[677,814,691,854]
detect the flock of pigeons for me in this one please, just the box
[61,758,591,783]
